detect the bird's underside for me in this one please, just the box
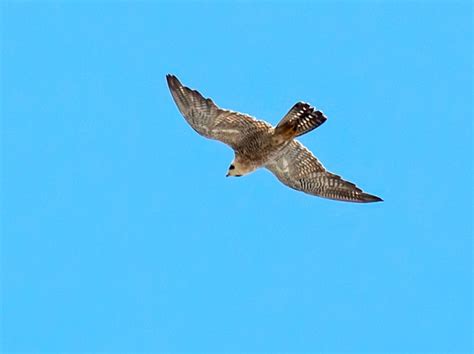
[166,74,382,203]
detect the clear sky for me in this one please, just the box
[2,1,472,353]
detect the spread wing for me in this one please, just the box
[166,74,272,149]
[265,140,382,203]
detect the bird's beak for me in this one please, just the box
[225,173,230,177]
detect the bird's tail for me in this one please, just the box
[274,102,327,141]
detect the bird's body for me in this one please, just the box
[166,74,382,203]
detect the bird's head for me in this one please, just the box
[226,159,255,177]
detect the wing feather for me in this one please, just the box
[166,75,271,149]
[266,141,382,203]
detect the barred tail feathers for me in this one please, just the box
[275,102,327,139]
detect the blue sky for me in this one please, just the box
[1,1,472,353]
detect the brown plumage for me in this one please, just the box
[167,74,382,203]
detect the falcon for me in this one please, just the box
[166,74,382,203]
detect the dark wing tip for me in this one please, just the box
[360,193,383,203]
[166,74,181,88]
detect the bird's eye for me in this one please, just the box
[229,165,235,170]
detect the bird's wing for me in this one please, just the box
[167,74,272,149]
[265,140,382,203]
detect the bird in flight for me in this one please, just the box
[166,74,382,203]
